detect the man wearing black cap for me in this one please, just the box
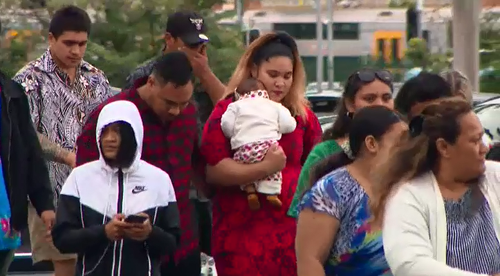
[124,10,222,275]
[125,11,224,120]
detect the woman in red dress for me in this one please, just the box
[200,32,322,276]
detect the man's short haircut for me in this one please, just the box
[152,51,193,87]
[395,72,453,115]
[49,5,91,39]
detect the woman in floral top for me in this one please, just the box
[296,106,407,276]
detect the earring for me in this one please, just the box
[346,112,353,119]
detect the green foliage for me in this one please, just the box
[0,38,29,77]
[403,38,451,73]
[0,0,240,88]
[480,12,500,69]
[479,12,500,92]
[388,0,415,8]
[404,38,430,68]
[204,16,243,83]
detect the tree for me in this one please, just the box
[388,0,415,8]
[404,38,451,73]
[480,11,500,69]
[0,38,30,77]
[404,38,431,69]
[0,0,242,87]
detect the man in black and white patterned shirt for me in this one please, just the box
[14,6,112,276]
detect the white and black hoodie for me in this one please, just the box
[52,100,180,276]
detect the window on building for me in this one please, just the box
[422,30,430,49]
[391,38,400,62]
[377,39,385,59]
[273,22,359,40]
[329,23,360,40]
[273,23,316,40]
[243,29,261,46]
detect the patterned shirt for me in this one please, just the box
[445,189,500,274]
[125,57,214,201]
[300,167,392,276]
[76,78,201,261]
[13,50,112,206]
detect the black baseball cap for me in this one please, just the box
[166,11,209,46]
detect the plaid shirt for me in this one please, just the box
[76,78,201,261]
[125,57,213,201]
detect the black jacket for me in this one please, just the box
[0,71,54,231]
[52,100,180,276]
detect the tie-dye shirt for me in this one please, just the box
[299,167,392,276]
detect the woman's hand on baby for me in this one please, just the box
[263,144,286,174]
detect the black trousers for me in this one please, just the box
[0,250,14,276]
[160,249,201,276]
[193,200,212,255]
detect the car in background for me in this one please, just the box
[319,115,335,133]
[475,101,500,143]
[306,82,343,94]
[473,93,500,106]
[306,89,339,133]
[307,90,342,114]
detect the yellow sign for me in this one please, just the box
[7,30,18,38]
[372,31,404,62]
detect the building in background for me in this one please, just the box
[220,7,450,82]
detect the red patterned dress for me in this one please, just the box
[200,97,322,276]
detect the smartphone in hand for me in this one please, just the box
[124,214,147,224]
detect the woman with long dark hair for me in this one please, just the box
[288,69,395,218]
[296,106,407,276]
[372,99,500,276]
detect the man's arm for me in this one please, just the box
[37,133,74,166]
[183,47,225,104]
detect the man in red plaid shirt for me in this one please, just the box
[75,51,205,276]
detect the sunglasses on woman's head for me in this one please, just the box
[350,69,393,84]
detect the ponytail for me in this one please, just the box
[309,152,353,189]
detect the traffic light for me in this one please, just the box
[243,29,260,46]
[406,7,418,41]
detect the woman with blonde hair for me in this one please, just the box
[440,70,495,151]
[200,32,322,276]
[371,99,500,276]
[440,69,473,104]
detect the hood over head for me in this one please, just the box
[96,100,143,172]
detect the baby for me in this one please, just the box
[221,78,297,210]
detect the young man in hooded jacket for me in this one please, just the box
[52,100,180,276]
